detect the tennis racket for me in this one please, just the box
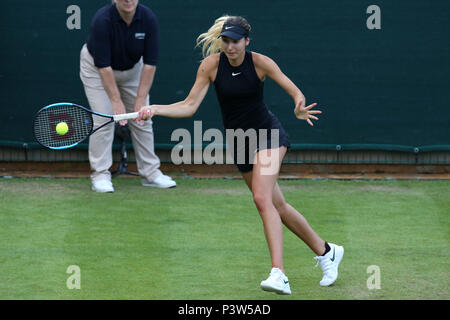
[33,102,139,150]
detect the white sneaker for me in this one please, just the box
[260,268,292,295]
[142,174,176,188]
[160,174,174,181]
[314,243,344,286]
[92,179,114,193]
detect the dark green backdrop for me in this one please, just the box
[1,0,449,150]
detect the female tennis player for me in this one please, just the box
[138,16,344,294]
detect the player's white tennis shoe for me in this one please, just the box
[142,174,176,188]
[92,179,114,193]
[260,268,291,295]
[314,243,344,286]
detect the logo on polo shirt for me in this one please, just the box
[135,33,146,40]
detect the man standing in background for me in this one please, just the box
[80,0,176,192]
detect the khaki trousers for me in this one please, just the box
[79,44,162,183]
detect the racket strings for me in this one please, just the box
[34,104,93,148]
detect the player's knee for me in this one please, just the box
[253,192,272,212]
[273,200,288,217]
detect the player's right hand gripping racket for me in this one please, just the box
[33,102,139,150]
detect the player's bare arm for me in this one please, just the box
[138,54,220,120]
[252,52,322,126]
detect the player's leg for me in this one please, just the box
[272,183,327,256]
[250,146,287,271]
[246,146,291,294]
[243,172,326,256]
[243,157,344,287]
[272,182,344,286]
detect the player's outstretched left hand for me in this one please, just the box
[294,102,322,126]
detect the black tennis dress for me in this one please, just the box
[213,51,291,172]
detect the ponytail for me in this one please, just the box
[196,16,229,58]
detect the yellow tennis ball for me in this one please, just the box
[56,122,69,135]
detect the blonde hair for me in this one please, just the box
[196,15,251,58]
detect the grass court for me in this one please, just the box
[0,177,448,299]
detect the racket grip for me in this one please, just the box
[113,112,139,121]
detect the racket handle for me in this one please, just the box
[113,112,139,122]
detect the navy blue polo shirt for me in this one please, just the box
[86,4,159,70]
